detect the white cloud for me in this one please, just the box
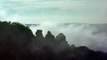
[30,22,107,52]
[0,5,23,22]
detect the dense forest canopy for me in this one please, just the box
[0,21,107,60]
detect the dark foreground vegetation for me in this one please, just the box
[0,21,107,60]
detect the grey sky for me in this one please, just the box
[0,0,107,23]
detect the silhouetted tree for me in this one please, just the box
[0,21,34,60]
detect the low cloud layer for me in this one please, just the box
[29,22,107,52]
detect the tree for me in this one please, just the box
[0,21,34,60]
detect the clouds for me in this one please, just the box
[29,22,107,52]
[0,0,107,23]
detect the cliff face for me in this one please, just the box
[33,30,70,53]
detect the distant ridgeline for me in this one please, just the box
[25,24,40,27]
[0,21,107,60]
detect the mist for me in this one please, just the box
[29,22,107,52]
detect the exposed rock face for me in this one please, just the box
[45,31,55,48]
[34,30,70,53]
[56,33,66,42]
[55,33,70,53]
[45,31,55,40]
[34,30,44,47]
[35,30,43,37]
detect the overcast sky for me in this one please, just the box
[0,0,107,24]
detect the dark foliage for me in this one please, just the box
[0,21,107,60]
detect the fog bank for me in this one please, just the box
[29,22,107,52]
